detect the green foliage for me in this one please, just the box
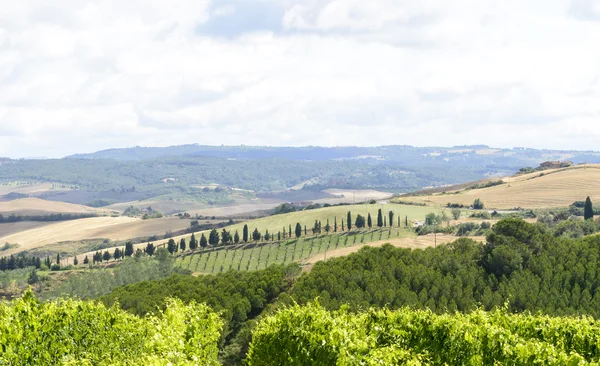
[44,256,182,300]
[0,290,222,365]
[248,302,600,365]
[585,196,594,220]
[354,214,365,229]
[290,219,600,318]
[473,198,484,209]
[101,265,298,362]
[451,208,461,220]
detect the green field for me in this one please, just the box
[176,227,411,273]
[196,203,436,238]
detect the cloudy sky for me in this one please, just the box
[1,0,599,158]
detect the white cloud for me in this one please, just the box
[0,0,599,158]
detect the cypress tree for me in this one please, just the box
[334,217,337,232]
[83,256,89,265]
[200,233,208,248]
[367,213,372,228]
[304,225,307,236]
[189,233,198,250]
[179,238,186,251]
[342,219,345,231]
[56,253,60,265]
[288,225,292,238]
[167,238,177,254]
[125,241,134,257]
[405,215,408,227]
[243,224,249,243]
[234,230,240,244]
[103,251,111,262]
[585,196,594,220]
[347,211,352,231]
[295,223,302,238]
[388,211,394,228]
[377,209,383,228]
[73,256,78,266]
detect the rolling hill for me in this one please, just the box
[403,164,600,209]
[0,198,111,216]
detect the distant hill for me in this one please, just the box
[402,164,600,210]
[1,145,600,209]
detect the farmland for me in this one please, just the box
[403,164,600,209]
[176,228,411,274]
[0,198,111,216]
[0,216,195,257]
[71,203,439,262]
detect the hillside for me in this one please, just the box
[0,216,195,257]
[0,198,110,216]
[403,164,600,209]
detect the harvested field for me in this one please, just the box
[406,165,600,209]
[0,216,195,256]
[0,198,110,215]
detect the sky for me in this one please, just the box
[0,0,599,158]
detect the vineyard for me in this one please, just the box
[0,290,222,365]
[176,228,408,273]
[247,302,600,365]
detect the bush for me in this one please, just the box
[473,198,484,210]
[0,290,222,365]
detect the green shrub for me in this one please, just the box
[0,290,222,365]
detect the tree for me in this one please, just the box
[334,217,337,232]
[384,217,387,227]
[585,196,594,220]
[189,233,198,251]
[355,214,366,229]
[243,224,249,243]
[145,243,155,256]
[56,253,60,265]
[473,198,484,210]
[341,219,345,231]
[200,233,208,249]
[347,211,352,231]
[425,213,440,226]
[103,251,111,262]
[234,230,240,244]
[288,225,292,238]
[252,228,261,242]
[179,238,186,252]
[209,229,219,246]
[167,238,177,254]
[27,270,39,285]
[451,208,461,220]
[405,215,408,227]
[304,225,307,236]
[377,209,383,228]
[441,211,449,226]
[221,229,231,244]
[125,241,134,257]
[114,248,122,260]
[367,213,372,228]
[388,211,394,228]
[325,219,331,233]
[277,231,281,241]
[73,256,78,266]
[83,255,89,265]
[295,223,302,238]
[263,230,270,241]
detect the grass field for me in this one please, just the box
[0,216,196,257]
[176,228,412,274]
[403,165,600,209]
